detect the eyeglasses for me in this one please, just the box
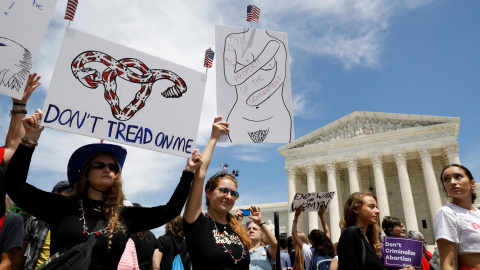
[91,162,119,173]
[216,187,240,199]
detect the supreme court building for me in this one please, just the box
[278,111,478,244]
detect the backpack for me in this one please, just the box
[171,254,184,270]
[309,253,331,270]
[169,235,191,270]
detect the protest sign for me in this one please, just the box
[215,25,294,143]
[42,28,207,158]
[0,0,58,99]
[383,237,423,268]
[289,192,335,213]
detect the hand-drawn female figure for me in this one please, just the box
[223,28,292,143]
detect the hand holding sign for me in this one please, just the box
[22,109,44,143]
[12,73,41,104]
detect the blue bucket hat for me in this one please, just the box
[67,143,127,187]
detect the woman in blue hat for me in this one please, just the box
[4,109,203,270]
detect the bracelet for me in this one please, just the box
[20,138,38,148]
[10,109,27,115]
[293,220,298,222]
[259,222,266,227]
[13,102,26,106]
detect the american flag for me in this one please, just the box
[204,48,215,68]
[64,0,79,21]
[247,5,260,22]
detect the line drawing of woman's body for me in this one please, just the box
[223,28,292,143]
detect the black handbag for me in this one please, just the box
[35,219,106,270]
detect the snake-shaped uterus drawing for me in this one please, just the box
[71,51,187,121]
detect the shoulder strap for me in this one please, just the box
[84,219,107,250]
[446,206,461,269]
[0,146,5,161]
[361,238,365,270]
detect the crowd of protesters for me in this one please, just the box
[0,76,478,269]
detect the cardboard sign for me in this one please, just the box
[383,237,423,268]
[0,0,58,99]
[215,25,294,143]
[42,28,207,158]
[289,192,335,213]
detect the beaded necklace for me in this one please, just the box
[78,199,108,238]
[206,213,247,264]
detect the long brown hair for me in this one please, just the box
[205,172,251,250]
[71,153,126,249]
[340,191,382,256]
[165,215,184,238]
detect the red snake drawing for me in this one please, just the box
[71,51,187,121]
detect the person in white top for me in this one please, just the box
[433,164,480,270]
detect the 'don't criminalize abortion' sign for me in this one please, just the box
[383,237,424,268]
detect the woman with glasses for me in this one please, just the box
[183,116,251,269]
[4,109,203,270]
[380,216,411,270]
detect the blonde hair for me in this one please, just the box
[205,173,251,250]
[295,245,305,270]
[340,191,382,256]
[292,231,308,270]
[71,153,126,249]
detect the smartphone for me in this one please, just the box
[240,209,251,216]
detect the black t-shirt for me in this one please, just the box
[4,144,194,270]
[131,231,158,270]
[183,213,250,270]
[0,213,24,253]
[157,234,190,270]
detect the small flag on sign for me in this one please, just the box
[65,0,79,21]
[204,48,215,68]
[247,5,260,22]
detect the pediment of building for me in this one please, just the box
[284,111,459,150]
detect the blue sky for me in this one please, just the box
[1,0,479,236]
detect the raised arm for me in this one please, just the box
[250,206,278,259]
[291,206,305,246]
[318,205,330,239]
[4,73,41,166]
[4,110,73,222]
[183,116,229,223]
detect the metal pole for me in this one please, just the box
[274,211,280,270]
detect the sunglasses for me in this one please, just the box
[216,187,240,199]
[91,162,119,173]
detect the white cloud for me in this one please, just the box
[0,0,437,222]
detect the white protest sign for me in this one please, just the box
[0,0,58,99]
[42,28,207,158]
[289,192,336,213]
[215,25,294,143]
